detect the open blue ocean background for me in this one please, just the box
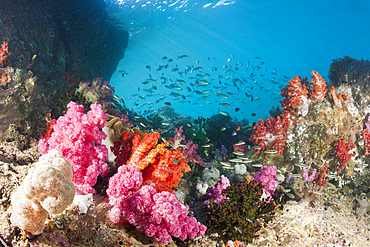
[105,0,370,123]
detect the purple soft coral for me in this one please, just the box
[203,175,230,206]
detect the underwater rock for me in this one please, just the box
[0,0,129,141]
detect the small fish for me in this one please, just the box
[202,144,211,148]
[229,158,242,163]
[253,145,261,150]
[294,163,309,169]
[252,164,263,167]
[139,123,146,128]
[265,150,278,154]
[218,110,229,116]
[162,123,171,126]
[293,189,302,198]
[201,90,212,94]
[113,95,120,101]
[290,174,302,178]
[235,141,246,146]
[221,127,226,131]
[325,174,337,179]
[235,107,240,112]
[203,168,213,173]
[233,151,245,156]
[219,103,231,107]
[282,188,291,193]
[170,92,182,98]
[119,70,128,77]
[285,192,295,199]
[241,160,253,164]
[251,113,256,117]
[231,131,237,136]
[177,55,189,59]
[313,191,324,195]
[220,162,230,167]
[164,102,172,106]
[216,93,229,99]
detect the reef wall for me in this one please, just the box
[0,0,129,141]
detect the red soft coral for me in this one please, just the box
[280,75,311,117]
[309,70,329,101]
[0,41,9,66]
[335,139,355,173]
[249,113,290,155]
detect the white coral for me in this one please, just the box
[10,149,76,235]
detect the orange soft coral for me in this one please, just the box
[309,70,329,101]
[142,147,191,193]
[127,132,161,170]
[330,86,345,108]
[113,131,191,193]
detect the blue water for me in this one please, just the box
[106,0,370,123]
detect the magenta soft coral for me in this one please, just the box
[38,101,109,194]
[203,175,230,206]
[106,165,206,244]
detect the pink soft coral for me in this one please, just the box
[252,166,279,202]
[106,164,206,244]
[38,101,109,194]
